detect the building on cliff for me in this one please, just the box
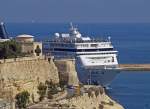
[0,22,43,56]
[16,34,42,56]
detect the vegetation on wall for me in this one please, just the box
[45,80,59,99]
[37,82,47,101]
[0,40,23,59]
[37,80,60,101]
[15,91,30,109]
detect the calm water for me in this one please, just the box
[107,71,150,109]
[5,23,150,109]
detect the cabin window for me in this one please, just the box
[91,44,98,47]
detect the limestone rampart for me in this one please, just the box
[54,59,79,86]
[0,56,45,63]
[0,56,59,102]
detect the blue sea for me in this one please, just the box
[5,23,150,109]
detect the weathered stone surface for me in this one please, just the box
[0,57,59,102]
[0,57,124,109]
[54,59,79,86]
[59,86,124,109]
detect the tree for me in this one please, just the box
[35,45,41,56]
[0,40,22,59]
[37,82,47,101]
[15,91,30,109]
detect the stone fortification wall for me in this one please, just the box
[0,56,45,63]
[54,59,79,86]
[0,56,59,102]
[0,57,124,109]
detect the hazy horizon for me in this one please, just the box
[0,0,150,23]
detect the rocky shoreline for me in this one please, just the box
[28,86,124,109]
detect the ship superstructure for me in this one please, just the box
[44,23,120,86]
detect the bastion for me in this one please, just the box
[0,56,124,109]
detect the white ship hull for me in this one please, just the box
[44,23,120,86]
[76,66,120,86]
[75,56,120,86]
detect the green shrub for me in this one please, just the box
[0,40,23,59]
[37,82,47,101]
[45,80,59,99]
[15,91,30,109]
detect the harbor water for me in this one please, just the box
[6,23,150,109]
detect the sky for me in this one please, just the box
[0,0,150,23]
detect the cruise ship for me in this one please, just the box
[44,23,120,86]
